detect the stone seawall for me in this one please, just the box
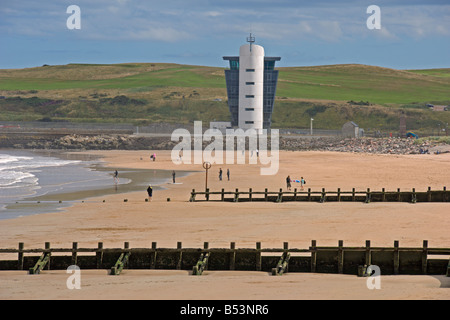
[0,132,447,155]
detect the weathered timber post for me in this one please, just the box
[206,188,210,201]
[151,242,157,269]
[177,242,183,270]
[320,188,326,203]
[229,242,236,270]
[45,242,51,271]
[18,242,24,270]
[411,188,417,203]
[276,188,283,203]
[256,242,261,271]
[365,240,371,266]
[352,188,355,201]
[394,240,400,275]
[221,188,225,201]
[308,188,311,201]
[71,242,78,266]
[397,188,401,202]
[294,188,297,201]
[422,240,428,274]
[365,188,371,203]
[444,186,447,202]
[382,188,386,202]
[249,188,253,201]
[337,188,341,202]
[338,240,344,274]
[311,240,317,273]
[234,188,239,202]
[427,187,432,202]
[190,189,196,202]
[96,242,103,269]
[264,188,268,201]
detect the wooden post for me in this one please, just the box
[444,186,447,202]
[422,240,428,275]
[221,188,225,201]
[311,240,317,273]
[294,188,297,201]
[249,188,253,201]
[18,242,24,271]
[151,242,157,269]
[206,188,210,201]
[427,187,432,202]
[264,188,268,201]
[338,240,344,274]
[229,242,236,270]
[320,188,326,203]
[45,242,51,270]
[177,242,182,270]
[397,188,401,202]
[308,188,311,201]
[394,240,400,275]
[365,188,371,203]
[71,242,78,266]
[96,242,103,269]
[382,188,386,202]
[365,240,371,266]
[256,242,261,271]
[352,188,355,201]
[190,189,196,202]
[277,188,283,203]
[411,188,417,203]
[337,188,341,202]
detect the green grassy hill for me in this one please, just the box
[0,63,449,133]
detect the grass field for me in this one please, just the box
[0,63,449,132]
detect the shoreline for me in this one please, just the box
[0,149,195,221]
[0,149,449,299]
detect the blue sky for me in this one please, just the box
[1,0,449,70]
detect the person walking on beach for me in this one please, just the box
[227,168,230,181]
[113,170,119,184]
[147,184,153,201]
[219,168,223,181]
[172,170,176,183]
[286,175,292,190]
[300,177,306,190]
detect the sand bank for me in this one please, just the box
[0,150,449,300]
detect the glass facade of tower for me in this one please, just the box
[223,56,280,129]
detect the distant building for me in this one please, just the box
[223,34,281,132]
[342,121,364,138]
[428,105,448,112]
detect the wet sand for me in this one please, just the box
[0,150,449,300]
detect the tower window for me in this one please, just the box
[245,121,254,124]
[245,108,255,111]
[245,95,254,98]
[246,82,255,85]
[246,69,255,72]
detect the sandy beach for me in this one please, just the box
[0,150,449,300]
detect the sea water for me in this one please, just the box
[0,150,183,220]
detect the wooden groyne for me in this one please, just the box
[0,241,449,276]
[189,187,449,203]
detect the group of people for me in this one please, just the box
[286,175,306,191]
[218,168,230,181]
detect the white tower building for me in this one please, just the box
[223,35,280,131]
[238,35,264,132]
